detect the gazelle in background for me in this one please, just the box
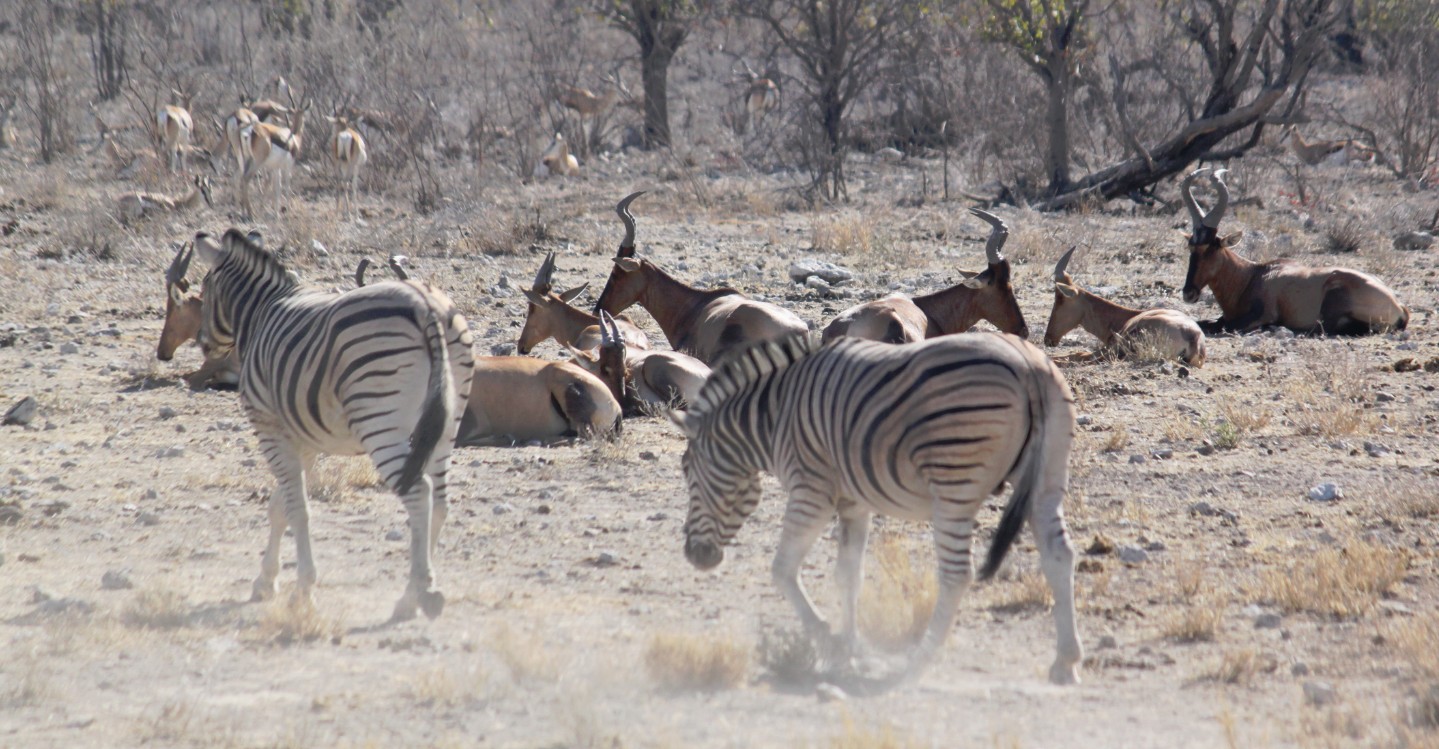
[157,89,194,175]
[534,133,580,178]
[239,95,309,218]
[327,113,368,218]
[736,60,779,133]
[1283,125,1376,166]
[116,175,213,224]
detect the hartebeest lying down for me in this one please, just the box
[158,241,239,390]
[593,191,808,365]
[1180,168,1408,336]
[1045,247,1206,367]
[518,251,649,354]
[456,357,621,447]
[821,209,1028,344]
[568,312,711,412]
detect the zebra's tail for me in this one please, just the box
[395,305,454,495]
[978,366,1051,582]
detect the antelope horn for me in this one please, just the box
[1206,169,1230,229]
[605,311,624,347]
[598,311,614,346]
[166,242,194,285]
[1181,168,1208,230]
[969,208,1008,265]
[1054,246,1077,282]
[533,251,557,292]
[355,257,372,287]
[616,191,646,258]
[387,255,410,281]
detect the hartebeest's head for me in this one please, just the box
[593,191,649,316]
[1043,246,1085,347]
[157,242,201,361]
[518,251,589,355]
[961,208,1028,339]
[1181,168,1243,304]
[569,312,631,406]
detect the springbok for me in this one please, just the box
[1180,168,1408,335]
[457,357,621,447]
[327,113,368,218]
[1284,125,1376,166]
[594,191,809,365]
[157,90,194,174]
[157,242,239,390]
[240,99,309,218]
[519,251,649,354]
[1044,247,1206,366]
[822,209,1028,343]
[569,312,711,412]
[534,133,580,178]
[117,175,214,224]
[735,61,779,133]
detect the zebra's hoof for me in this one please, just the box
[251,578,276,602]
[1049,661,1080,686]
[418,590,445,620]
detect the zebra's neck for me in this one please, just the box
[709,372,781,473]
[223,273,305,360]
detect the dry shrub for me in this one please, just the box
[490,625,558,685]
[309,456,383,504]
[644,632,749,692]
[827,714,927,749]
[122,588,190,630]
[1212,399,1272,450]
[409,665,490,708]
[464,208,552,256]
[858,530,936,651]
[1164,602,1224,643]
[1200,648,1274,686]
[1324,218,1365,254]
[1259,542,1409,618]
[811,211,879,256]
[1286,350,1377,437]
[256,595,343,646]
[1100,429,1130,454]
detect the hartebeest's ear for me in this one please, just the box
[959,276,986,289]
[564,344,596,363]
[1055,283,1079,298]
[615,257,641,272]
[521,288,547,306]
[168,283,186,305]
[1220,230,1244,247]
[558,283,589,303]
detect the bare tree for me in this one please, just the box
[18,0,73,163]
[88,0,131,102]
[737,0,916,201]
[601,0,707,149]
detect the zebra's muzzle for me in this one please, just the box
[684,537,724,570]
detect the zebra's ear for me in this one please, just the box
[666,409,692,436]
[193,232,226,266]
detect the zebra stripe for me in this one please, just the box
[671,332,1081,690]
[193,229,474,622]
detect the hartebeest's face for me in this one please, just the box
[157,279,202,361]
[1043,282,1084,347]
[517,286,587,355]
[593,257,646,316]
[1182,230,1243,304]
[968,260,1028,338]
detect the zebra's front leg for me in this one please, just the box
[254,435,316,604]
[771,499,836,656]
[833,510,872,664]
[391,474,443,622]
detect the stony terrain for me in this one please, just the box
[1,135,1438,749]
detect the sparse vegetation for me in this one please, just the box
[644,631,749,692]
[1259,542,1409,619]
[122,588,190,630]
[987,571,1054,614]
[857,529,935,651]
[255,596,343,646]
[825,714,927,749]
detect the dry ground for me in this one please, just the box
[1,138,1438,749]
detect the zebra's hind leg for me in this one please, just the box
[390,473,443,622]
[833,510,872,664]
[253,435,316,604]
[1031,488,1081,685]
[905,515,977,682]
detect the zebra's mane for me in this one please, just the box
[688,333,819,419]
[222,229,300,289]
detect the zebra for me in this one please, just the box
[191,228,475,621]
[668,332,1081,690]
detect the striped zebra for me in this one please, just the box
[191,229,475,621]
[669,333,1081,689]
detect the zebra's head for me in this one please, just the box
[672,411,763,571]
[192,229,291,361]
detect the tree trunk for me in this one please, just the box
[640,42,675,149]
[1044,66,1072,194]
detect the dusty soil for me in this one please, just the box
[2,138,1438,749]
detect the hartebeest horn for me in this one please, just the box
[1206,169,1230,229]
[1181,168,1208,230]
[166,242,194,287]
[601,310,624,349]
[533,251,557,293]
[388,255,410,281]
[970,208,1008,265]
[355,257,373,287]
[616,191,646,258]
[1054,246,1077,283]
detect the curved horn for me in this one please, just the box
[166,242,194,286]
[387,255,410,281]
[607,311,624,348]
[597,310,614,347]
[616,191,646,257]
[1054,246,1077,282]
[1206,169,1230,229]
[969,208,1008,265]
[355,257,372,287]
[1181,168,1208,230]
[533,251,557,292]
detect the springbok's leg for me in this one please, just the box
[833,510,872,661]
[772,490,836,649]
[253,428,316,604]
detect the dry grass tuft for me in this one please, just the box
[122,588,190,630]
[408,665,490,708]
[1,648,51,708]
[1286,349,1377,437]
[256,595,343,646]
[490,625,558,685]
[464,208,553,256]
[1324,218,1365,254]
[1100,429,1130,454]
[309,456,384,504]
[811,211,877,255]
[858,530,936,651]
[1389,615,1439,679]
[1259,542,1409,618]
[644,631,749,692]
[1199,648,1273,686]
[826,714,928,749]
[1211,400,1272,449]
[1164,601,1224,643]
[987,571,1054,614]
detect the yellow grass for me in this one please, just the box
[644,631,749,692]
[858,530,936,651]
[255,595,344,646]
[1259,542,1409,618]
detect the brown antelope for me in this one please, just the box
[1283,125,1376,166]
[456,357,621,447]
[117,175,214,224]
[327,113,368,218]
[736,61,779,133]
[594,191,809,365]
[157,242,239,390]
[534,132,580,178]
[157,90,194,174]
[240,99,309,218]
[1181,168,1408,335]
[1044,247,1206,366]
[569,312,711,412]
[518,251,649,354]
[102,131,217,179]
[822,209,1028,343]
